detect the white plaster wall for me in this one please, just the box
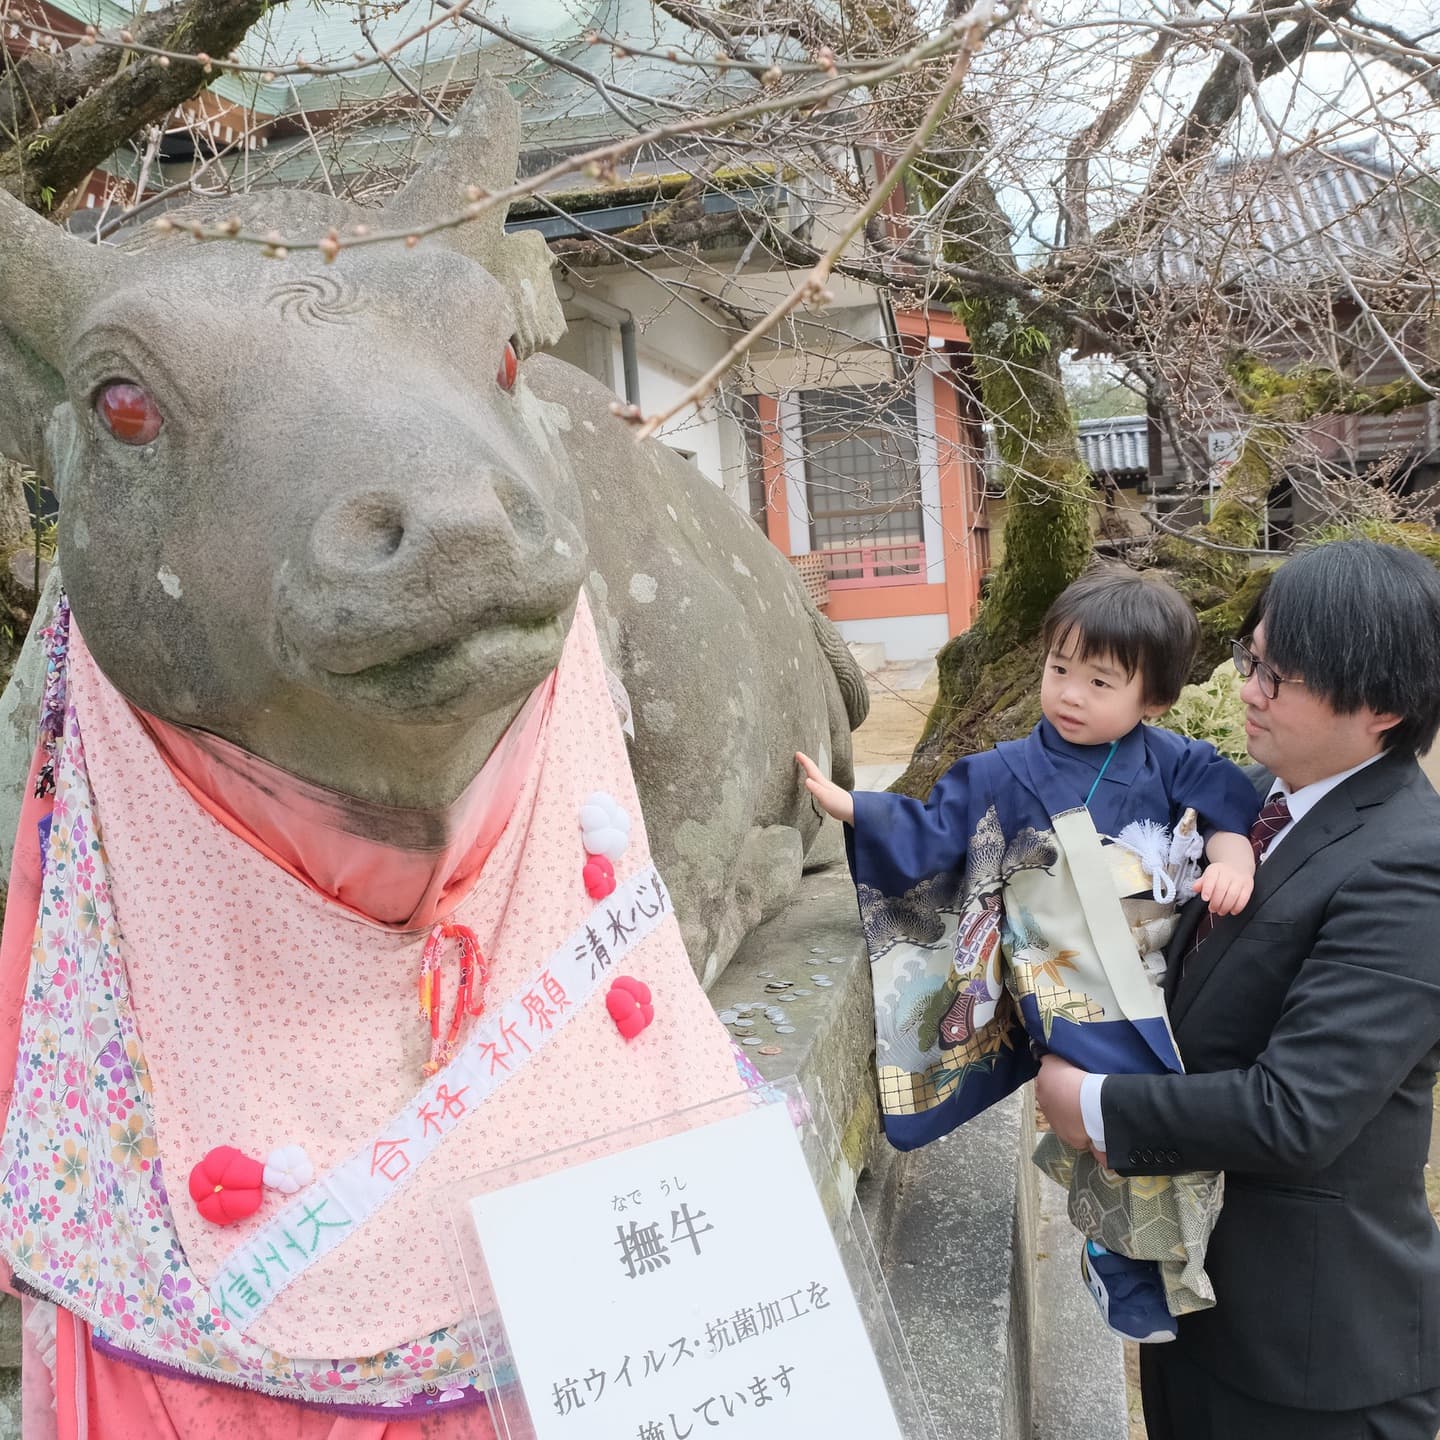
[914,361,947,584]
[625,349,727,485]
[713,394,751,513]
[833,614,949,662]
[555,267,895,510]
[750,342,897,394]
[559,270,737,491]
[778,393,810,555]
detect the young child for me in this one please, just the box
[798,566,1261,1344]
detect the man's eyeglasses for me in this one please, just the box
[1231,639,1301,701]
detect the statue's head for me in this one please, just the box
[0,82,589,807]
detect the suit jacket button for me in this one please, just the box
[1140,1148,1155,1165]
[1127,1150,1141,1167]
[1167,1150,1181,1166]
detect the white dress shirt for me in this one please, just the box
[1077,752,1386,1155]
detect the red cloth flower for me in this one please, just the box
[189,1145,266,1226]
[606,975,654,1041]
[583,854,616,899]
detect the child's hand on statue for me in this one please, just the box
[795,751,854,825]
[1194,859,1254,915]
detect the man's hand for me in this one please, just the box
[1194,860,1255,916]
[795,751,854,825]
[1036,1054,1093,1152]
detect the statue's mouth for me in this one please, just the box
[287,612,571,720]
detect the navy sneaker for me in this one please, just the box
[1080,1241,1178,1343]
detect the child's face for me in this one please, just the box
[1040,636,1166,748]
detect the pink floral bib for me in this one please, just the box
[0,596,747,1411]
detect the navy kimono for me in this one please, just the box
[848,718,1259,1153]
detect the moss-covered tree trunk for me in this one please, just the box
[896,157,1093,793]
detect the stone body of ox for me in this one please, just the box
[0,82,868,984]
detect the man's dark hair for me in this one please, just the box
[1241,539,1440,757]
[1041,565,1199,709]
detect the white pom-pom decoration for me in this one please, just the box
[580,791,631,861]
[263,1144,315,1195]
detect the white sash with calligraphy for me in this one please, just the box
[210,866,672,1327]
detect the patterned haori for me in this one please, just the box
[848,718,1259,1314]
[0,594,753,1417]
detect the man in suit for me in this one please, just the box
[1037,539,1440,1440]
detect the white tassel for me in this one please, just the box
[1117,807,1204,906]
[1115,819,1179,903]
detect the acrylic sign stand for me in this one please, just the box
[442,1075,936,1439]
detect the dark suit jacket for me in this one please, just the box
[1102,750,1440,1411]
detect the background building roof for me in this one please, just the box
[1126,141,1437,291]
[1077,414,1148,477]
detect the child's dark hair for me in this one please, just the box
[1041,565,1199,709]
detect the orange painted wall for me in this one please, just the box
[895,314,983,636]
[931,364,983,630]
[824,586,950,622]
[757,394,789,553]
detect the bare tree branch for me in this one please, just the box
[0,0,283,209]
[1061,29,1173,245]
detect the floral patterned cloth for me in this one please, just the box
[0,616,496,1413]
[0,595,752,1415]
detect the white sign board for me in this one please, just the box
[469,1100,905,1439]
[1207,429,1243,463]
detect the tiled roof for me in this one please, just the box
[38,0,746,124]
[1077,415,1148,476]
[1126,143,1435,290]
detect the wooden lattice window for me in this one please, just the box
[800,385,924,587]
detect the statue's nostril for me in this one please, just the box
[378,519,404,558]
[312,495,409,573]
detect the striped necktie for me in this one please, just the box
[1190,792,1292,953]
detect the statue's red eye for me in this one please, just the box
[97,383,163,445]
[496,340,518,392]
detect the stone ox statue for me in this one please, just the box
[0,81,867,984]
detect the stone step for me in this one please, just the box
[864,1093,1039,1440]
[1032,1172,1131,1440]
[848,641,887,673]
[706,862,880,1210]
[854,762,906,792]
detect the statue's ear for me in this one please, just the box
[0,191,119,474]
[386,78,565,355]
